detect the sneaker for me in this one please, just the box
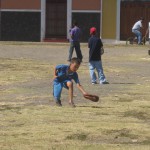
[56,100,62,107]
[92,82,97,85]
[100,81,109,85]
[138,43,143,45]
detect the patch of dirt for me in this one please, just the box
[0,43,150,107]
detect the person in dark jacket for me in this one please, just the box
[88,27,108,84]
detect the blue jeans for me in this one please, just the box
[132,29,142,44]
[89,61,106,84]
[68,41,83,61]
[53,81,69,101]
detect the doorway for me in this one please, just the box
[46,0,67,39]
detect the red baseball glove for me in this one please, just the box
[84,94,99,102]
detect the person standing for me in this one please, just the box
[68,22,83,62]
[88,27,108,85]
[132,17,144,45]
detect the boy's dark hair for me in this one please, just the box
[70,57,81,65]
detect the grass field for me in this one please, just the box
[0,43,150,150]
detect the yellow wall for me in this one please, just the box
[102,0,117,39]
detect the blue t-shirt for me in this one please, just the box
[54,65,80,84]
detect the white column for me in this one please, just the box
[116,0,120,41]
[149,22,150,39]
[67,0,72,40]
[41,0,46,41]
[100,0,103,38]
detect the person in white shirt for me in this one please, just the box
[132,17,144,45]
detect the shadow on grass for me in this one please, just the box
[77,105,106,109]
[66,133,88,141]
[140,137,150,145]
[113,97,134,102]
[103,128,138,139]
[0,105,22,114]
[124,110,150,121]
[111,82,135,85]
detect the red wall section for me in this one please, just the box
[1,0,41,10]
[72,0,101,11]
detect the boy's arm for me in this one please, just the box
[53,67,58,80]
[88,38,90,48]
[99,38,103,48]
[70,29,74,39]
[76,83,88,96]
[98,39,104,55]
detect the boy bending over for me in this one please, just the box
[53,57,88,107]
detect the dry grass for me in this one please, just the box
[0,58,52,85]
[0,44,150,150]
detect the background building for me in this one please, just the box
[120,0,150,40]
[0,0,149,42]
[0,0,41,41]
